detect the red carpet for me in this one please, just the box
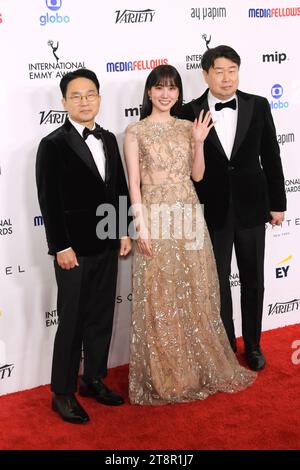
[1,324,300,450]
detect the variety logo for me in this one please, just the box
[0,363,15,380]
[285,178,300,193]
[0,218,12,236]
[191,6,227,20]
[40,0,70,26]
[269,83,289,110]
[185,34,213,70]
[28,40,85,80]
[106,58,168,73]
[115,9,155,23]
[262,51,287,64]
[277,132,295,145]
[249,7,300,18]
[268,299,300,315]
[45,309,58,327]
[39,110,67,125]
[34,215,44,226]
[275,255,291,279]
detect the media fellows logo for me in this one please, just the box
[106,58,168,73]
[40,0,70,26]
[249,7,300,18]
[269,84,289,110]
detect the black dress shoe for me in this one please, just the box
[52,393,90,424]
[245,347,266,371]
[79,378,124,406]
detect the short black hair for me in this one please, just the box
[60,68,100,98]
[201,45,241,72]
[140,64,183,120]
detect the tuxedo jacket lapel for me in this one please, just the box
[193,90,255,161]
[97,127,111,183]
[63,119,106,182]
[193,92,227,160]
[230,91,254,160]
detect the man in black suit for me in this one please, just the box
[36,68,131,423]
[180,45,286,371]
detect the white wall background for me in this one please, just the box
[0,0,299,394]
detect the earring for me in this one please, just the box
[149,96,152,101]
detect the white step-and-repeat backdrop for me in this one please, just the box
[0,0,299,395]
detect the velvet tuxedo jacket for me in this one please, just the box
[36,119,130,256]
[180,89,286,230]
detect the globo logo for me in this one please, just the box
[46,0,62,11]
[40,12,70,26]
[269,83,289,110]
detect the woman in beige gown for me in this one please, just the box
[124,65,256,405]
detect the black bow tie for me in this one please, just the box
[215,98,237,111]
[83,126,102,140]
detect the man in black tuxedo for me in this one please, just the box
[180,45,286,371]
[36,69,131,424]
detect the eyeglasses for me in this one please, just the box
[67,92,99,104]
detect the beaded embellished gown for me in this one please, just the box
[126,117,256,405]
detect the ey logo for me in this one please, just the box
[275,255,291,279]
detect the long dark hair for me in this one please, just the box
[140,64,183,120]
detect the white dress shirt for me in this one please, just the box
[69,117,106,180]
[207,91,238,159]
[57,117,106,254]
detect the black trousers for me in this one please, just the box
[51,247,118,394]
[209,206,265,351]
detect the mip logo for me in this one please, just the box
[270,83,289,110]
[46,0,62,10]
